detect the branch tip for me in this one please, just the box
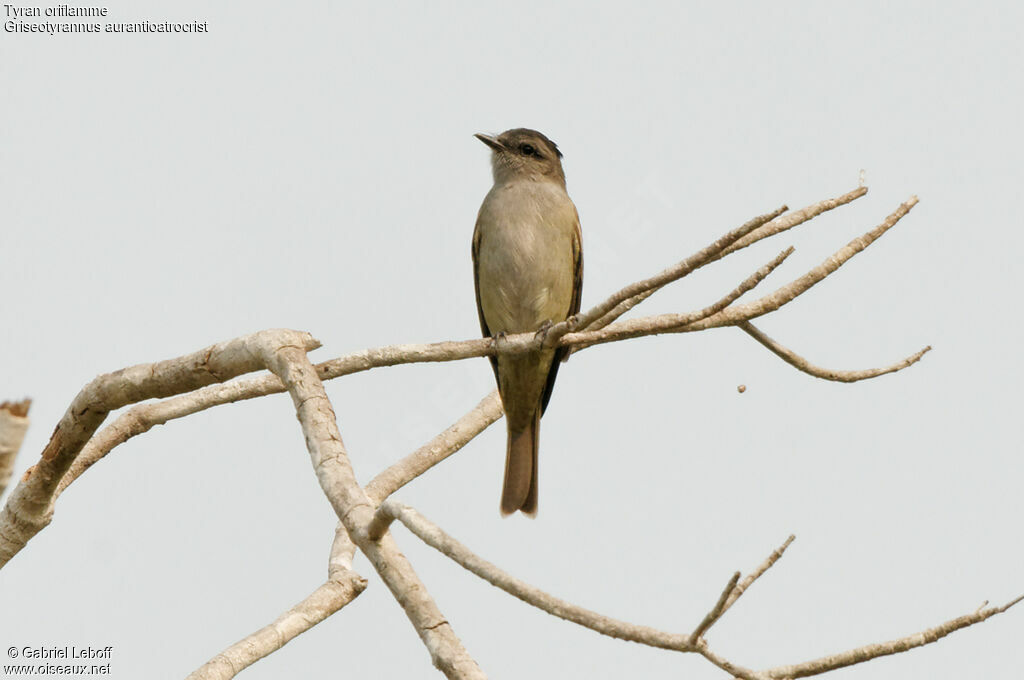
[999,593,1024,612]
[739,322,931,384]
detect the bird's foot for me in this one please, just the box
[492,331,510,355]
[534,320,554,347]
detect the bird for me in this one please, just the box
[472,128,583,516]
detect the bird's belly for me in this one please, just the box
[477,225,574,334]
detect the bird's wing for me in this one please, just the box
[540,209,583,414]
[472,220,501,384]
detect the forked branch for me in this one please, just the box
[382,502,1020,680]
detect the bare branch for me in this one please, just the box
[723,534,796,615]
[316,339,493,380]
[365,391,503,506]
[765,595,1024,678]
[256,333,486,680]
[569,246,794,352]
[553,204,788,342]
[693,536,796,642]
[382,500,696,650]
[385,501,783,678]
[694,642,770,680]
[690,196,918,330]
[561,197,920,351]
[0,331,321,567]
[738,322,931,383]
[366,502,397,542]
[585,185,868,333]
[391,499,1023,680]
[0,399,31,499]
[186,524,366,680]
[6,331,489,677]
[716,186,868,260]
[690,572,740,643]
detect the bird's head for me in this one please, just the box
[475,128,565,185]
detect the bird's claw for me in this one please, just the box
[534,320,554,346]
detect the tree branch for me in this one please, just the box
[382,501,781,679]
[690,196,918,330]
[389,501,1021,679]
[560,196,920,350]
[764,595,1024,678]
[254,332,486,680]
[695,536,797,642]
[717,186,868,261]
[544,203,787,349]
[723,534,795,614]
[738,321,931,382]
[584,185,868,333]
[378,500,697,651]
[0,331,321,567]
[568,246,794,352]
[690,571,740,643]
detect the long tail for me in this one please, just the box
[500,410,539,516]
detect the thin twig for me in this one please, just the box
[552,204,788,343]
[562,197,920,350]
[692,536,796,643]
[694,641,770,680]
[690,572,740,643]
[723,535,796,615]
[569,246,794,352]
[385,501,779,678]
[689,196,918,331]
[383,501,696,650]
[738,322,931,383]
[716,186,868,261]
[585,185,868,333]
[765,595,1024,678]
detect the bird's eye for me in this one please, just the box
[520,144,536,156]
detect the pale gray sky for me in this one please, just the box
[2,2,1022,678]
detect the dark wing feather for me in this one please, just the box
[540,211,583,414]
[472,222,500,385]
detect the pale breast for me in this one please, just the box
[476,181,578,334]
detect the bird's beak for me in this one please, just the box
[474,133,505,152]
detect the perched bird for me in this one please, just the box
[472,128,583,516]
